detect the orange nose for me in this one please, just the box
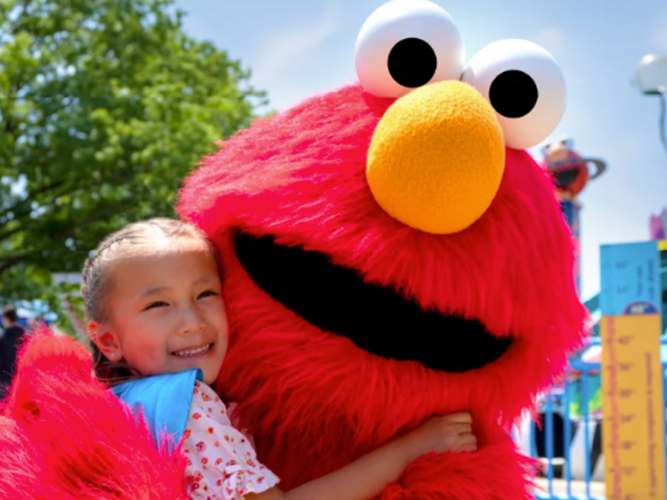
[366,81,505,234]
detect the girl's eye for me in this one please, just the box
[198,290,218,299]
[144,301,168,311]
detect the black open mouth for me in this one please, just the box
[235,233,511,373]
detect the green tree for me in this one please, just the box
[0,0,265,329]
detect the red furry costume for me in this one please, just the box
[0,330,188,500]
[0,2,586,498]
[175,81,586,498]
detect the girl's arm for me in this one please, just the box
[248,412,476,500]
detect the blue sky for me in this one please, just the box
[175,0,667,301]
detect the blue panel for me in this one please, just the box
[600,241,660,316]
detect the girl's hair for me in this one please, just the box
[81,217,219,387]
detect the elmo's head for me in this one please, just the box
[179,0,587,487]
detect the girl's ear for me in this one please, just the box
[88,320,123,362]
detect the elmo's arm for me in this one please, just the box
[379,432,535,500]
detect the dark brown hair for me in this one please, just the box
[2,304,18,323]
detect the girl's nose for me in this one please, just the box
[178,307,206,336]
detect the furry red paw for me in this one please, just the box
[380,442,536,500]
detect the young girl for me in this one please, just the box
[82,218,477,500]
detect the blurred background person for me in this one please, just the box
[0,304,25,399]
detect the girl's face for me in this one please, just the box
[97,245,229,385]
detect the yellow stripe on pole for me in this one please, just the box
[601,314,665,499]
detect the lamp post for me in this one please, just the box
[636,54,667,157]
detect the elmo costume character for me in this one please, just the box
[0,1,587,499]
[177,1,587,497]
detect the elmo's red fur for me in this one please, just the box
[177,83,588,497]
[0,330,188,500]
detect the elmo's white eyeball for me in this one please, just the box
[355,0,464,98]
[463,39,566,150]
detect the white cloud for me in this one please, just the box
[251,1,343,103]
[531,27,565,61]
[649,11,667,50]
[652,28,667,49]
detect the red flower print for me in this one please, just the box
[193,413,202,420]
[215,397,220,403]
[216,479,222,487]
[246,459,257,468]
[201,457,209,465]
[224,435,230,442]
[201,392,212,402]
[196,441,206,452]
[208,407,213,413]
[190,483,200,492]
[183,429,192,440]
[188,471,204,483]
[215,458,223,466]
[258,476,265,484]
[186,458,193,466]
[259,465,265,470]
[226,460,237,467]
[214,441,220,447]
[206,427,214,435]
[194,388,199,395]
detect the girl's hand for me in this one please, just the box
[402,412,477,462]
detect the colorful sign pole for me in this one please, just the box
[600,241,665,500]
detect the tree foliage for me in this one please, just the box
[0,0,265,319]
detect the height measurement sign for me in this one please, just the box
[600,241,665,500]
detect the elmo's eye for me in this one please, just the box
[462,39,566,150]
[355,0,464,98]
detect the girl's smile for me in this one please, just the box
[172,343,214,358]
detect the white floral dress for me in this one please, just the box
[183,381,280,499]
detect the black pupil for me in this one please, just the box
[489,70,538,118]
[388,38,437,88]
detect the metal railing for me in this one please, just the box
[531,362,604,499]
[526,336,667,499]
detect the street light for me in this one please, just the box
[636,54,667,156]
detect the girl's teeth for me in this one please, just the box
[174,344,211,357]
